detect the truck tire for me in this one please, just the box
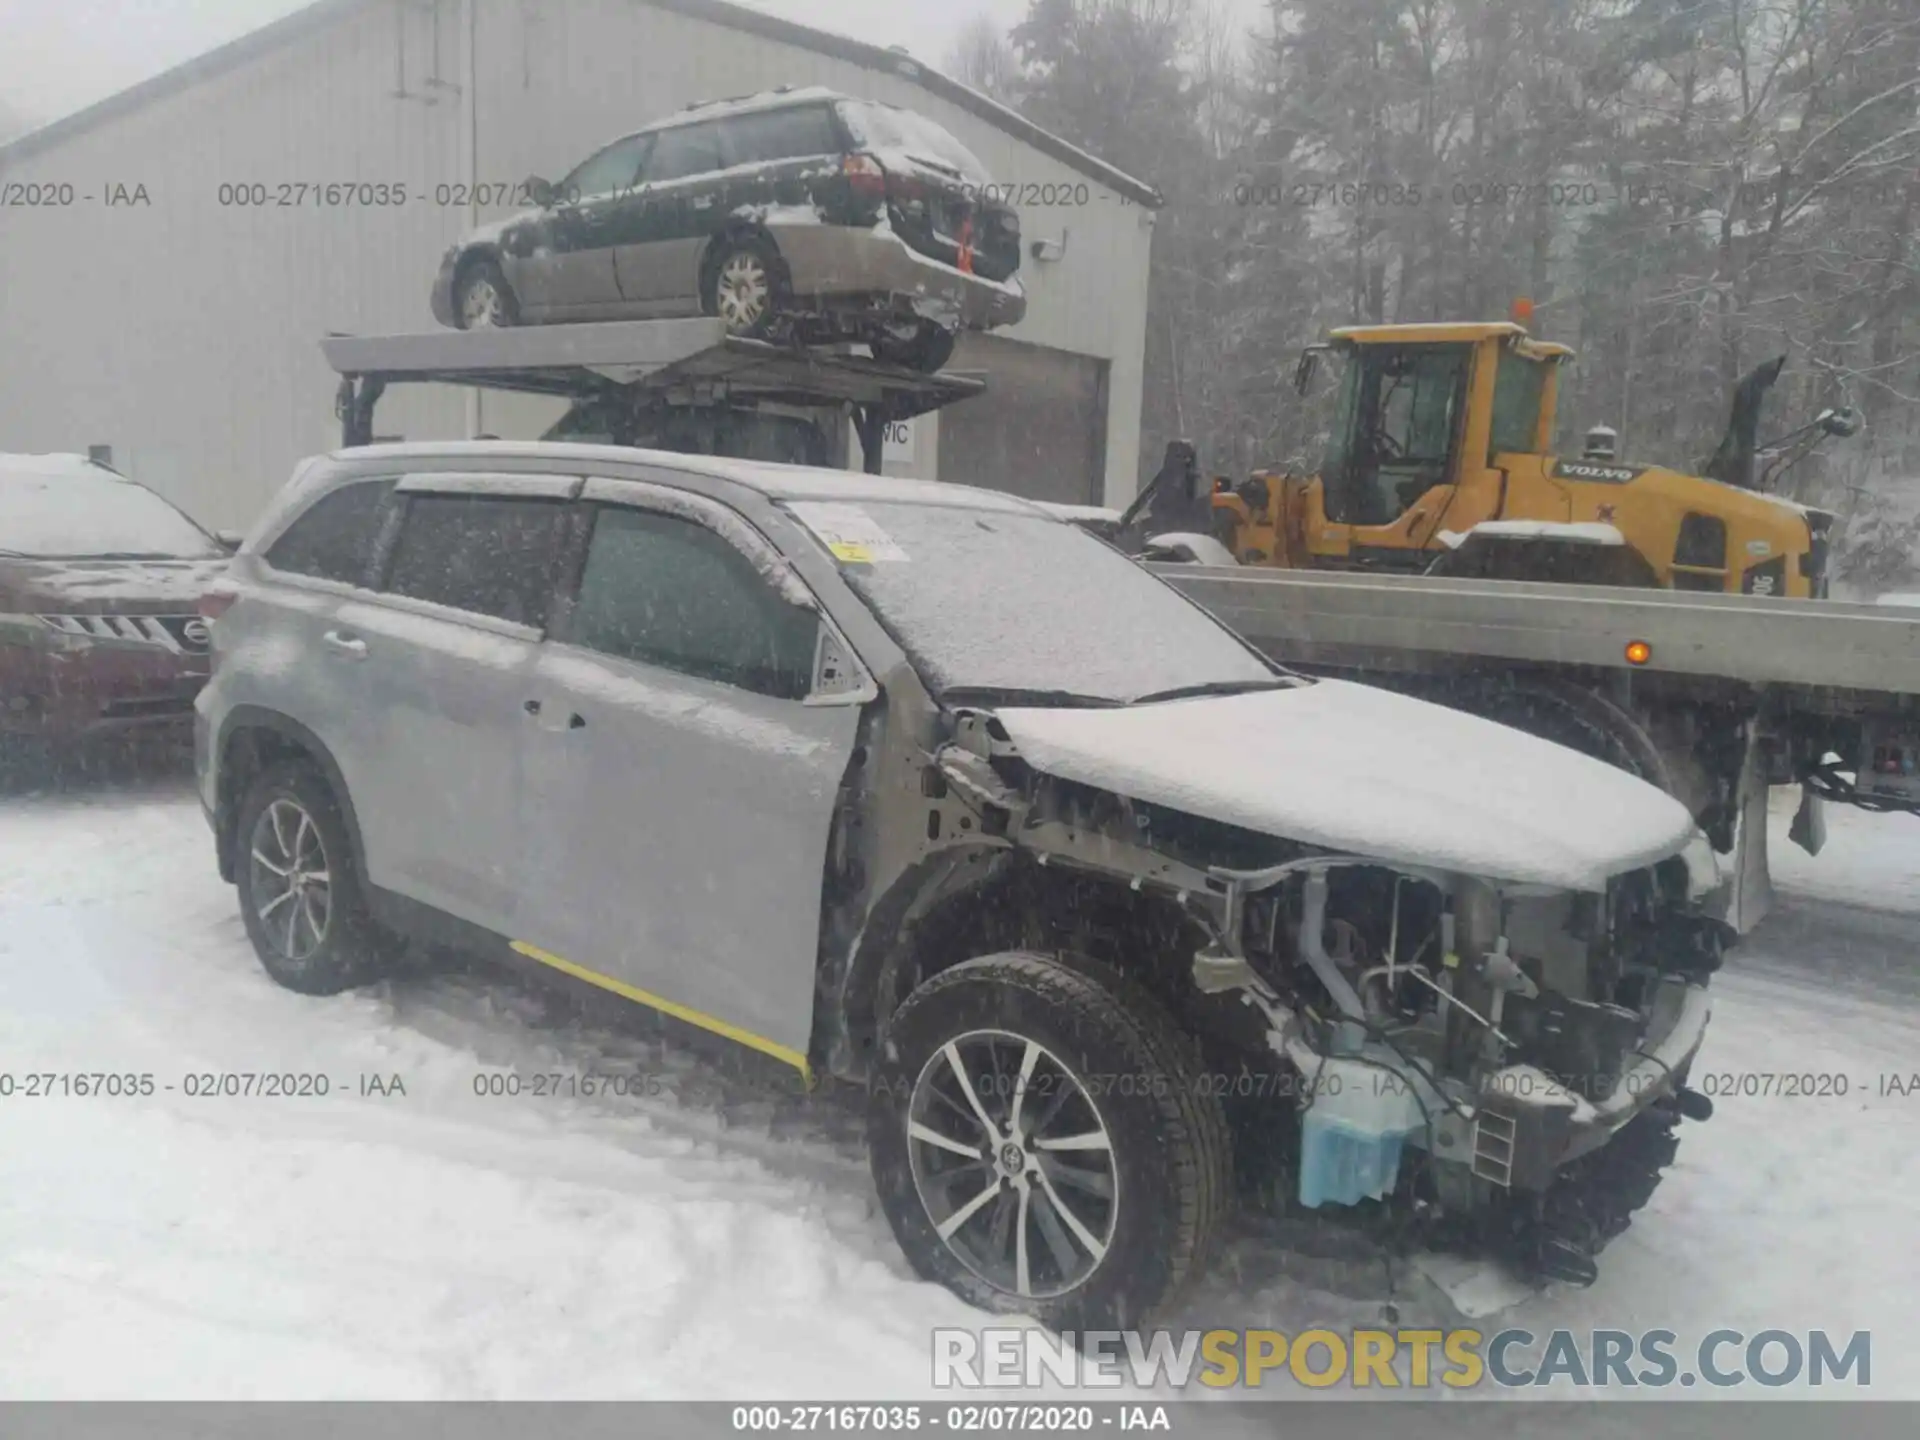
[869,951,1232,1331]
[1426,675,1675,794]
[872,321,957,373]
[235,760,398,995]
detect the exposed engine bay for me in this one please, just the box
[1199,853,1725,1285]
[931,711,1730,1288]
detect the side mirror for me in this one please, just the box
[215,529,245,553]
[1293,348,1321,396]
[525,174,555,208]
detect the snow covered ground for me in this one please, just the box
[2,768,1916,1401]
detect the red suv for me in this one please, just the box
[1,453,231,751]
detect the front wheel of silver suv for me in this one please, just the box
[235,761,397,995]
[868,952,1233,1331]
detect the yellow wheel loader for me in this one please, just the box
[1170,311,1857,599]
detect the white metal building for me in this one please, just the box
[0,0,1158,529]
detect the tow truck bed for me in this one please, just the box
[1154,564,1920,712]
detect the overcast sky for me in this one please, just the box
[0,0,1241,129]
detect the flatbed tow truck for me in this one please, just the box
[319,319,1920,932]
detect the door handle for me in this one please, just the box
[321,629,367,659]
[524,698,542,715]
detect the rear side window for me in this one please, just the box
[1488,350,1548,457]
[718,106,842,165]
[644,122,724,183]
[562,505,816,700]
[263,479,396,584]
[381,495,564,627]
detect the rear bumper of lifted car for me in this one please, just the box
[771,221,1026,331]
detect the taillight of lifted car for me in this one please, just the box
[842,152,887,202]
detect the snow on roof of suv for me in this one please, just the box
[658,85,850,126]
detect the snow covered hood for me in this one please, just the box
[0,556,231,611]
[991,679,1699,892]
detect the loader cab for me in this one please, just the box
[1311,323,1567,557]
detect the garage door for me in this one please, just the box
[936,334,1108,504]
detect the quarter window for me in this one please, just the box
[381,495,565,627]
[563,505,817,700]
[263,479,397,584]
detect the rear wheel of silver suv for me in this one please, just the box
[868,951,1232,1331]
[235,761,396,995]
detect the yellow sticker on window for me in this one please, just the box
[788,502,909,563]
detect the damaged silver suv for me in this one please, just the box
[196,442,1726,1329]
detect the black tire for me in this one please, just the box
[869,951,1233,1331]
[872,322,958,373]
[702,233,790,338]
[452,254,521,329]
[1436,676,1675,794]
[234,760,398,995]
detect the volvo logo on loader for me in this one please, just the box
[1554,460,1647,483]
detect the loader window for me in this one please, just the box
[1489,350,1548,457]
[1321,344,1469,526]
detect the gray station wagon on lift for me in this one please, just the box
[196,441,1730,1328]
[430,88,1026,373]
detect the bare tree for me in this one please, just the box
[943,14,1022,103]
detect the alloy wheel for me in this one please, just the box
[461,277,504,328]
[906,1029,1119,1299]
[248,798,332,964]
[715,251,771,332]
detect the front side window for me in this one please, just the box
[263,479,396,583]
[562,505,817,700]
[0,459,224,560]
[789,500,1280,704]
[562,134,650,198]
[381,495,565,627]
[643,123,724,184]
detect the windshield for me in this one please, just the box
[783,499,1282,704]
[834,101,994,185]
[0,460,223,559]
